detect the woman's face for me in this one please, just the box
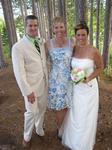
[53,22,65,38]
[75,29,88,46]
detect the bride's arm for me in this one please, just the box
[85,48,103,83]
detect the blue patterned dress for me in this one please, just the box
[48,38,73,110]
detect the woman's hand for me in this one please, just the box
[83,77,90,83]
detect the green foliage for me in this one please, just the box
[66,0,75,37]
[103,47,112,77]
[103,65,112,78]
[88,1,105,52]
[0,18,4,30]
[0,18,9,48]
[2,26,9,46]
[3,45,10,58]
[40,0,45,6]
[98,3,105,51]
[0,18,10,57]
[12,0,32,16]
[15,16,24,38]
[109,47,112,65]
[109,47,112,56]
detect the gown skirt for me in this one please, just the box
[60,58,99,150]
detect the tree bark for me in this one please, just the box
[46,0,52,38]
[96,0,100,49]
[58,0,67,32]
[0,32,7,68]
[89,0,93,45]
[32,0,38,16]
[103,0,111,68]
[19,0,25,29]
[1,0,17,56]
[75,0,87,24]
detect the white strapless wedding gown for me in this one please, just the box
[60,58,99,150]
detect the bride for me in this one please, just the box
[59,22,103,150]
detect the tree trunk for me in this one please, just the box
[109,5,112,45]
[37,1,42,37]
[58,0,67,32]
[0,32,7,68]
[46,0,52,38]
[58,0,64,17]
[19,0,25,29]
[1,0,17,56]
[32,0,38,16]
[96,0,100,49]
[75,0,87,24]
[53,0,56,17]
[22,0,27,17]
[89,0,93,45]
[103,0,111,68]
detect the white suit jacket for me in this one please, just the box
[12,35,48,97]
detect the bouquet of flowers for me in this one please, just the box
[71,68,86,84]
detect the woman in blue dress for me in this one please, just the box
[45,16,74,133]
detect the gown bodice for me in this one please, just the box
[71,57,94,77]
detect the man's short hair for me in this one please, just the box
[25,15,38,25]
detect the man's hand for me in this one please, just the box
[27,92,35,104]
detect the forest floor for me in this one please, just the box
[0,60,112,150]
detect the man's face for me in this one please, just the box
[26,19,38,38]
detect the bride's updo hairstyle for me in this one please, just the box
[74,21,89,35]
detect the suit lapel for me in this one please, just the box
[23,35,41,56]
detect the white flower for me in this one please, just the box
[71,68,86,84]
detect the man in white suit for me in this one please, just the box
[12,15,48,148]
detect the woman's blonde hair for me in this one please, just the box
[52,16,64,27]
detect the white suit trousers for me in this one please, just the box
[23,93,47,141]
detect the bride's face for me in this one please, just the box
[75,29,88,46]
